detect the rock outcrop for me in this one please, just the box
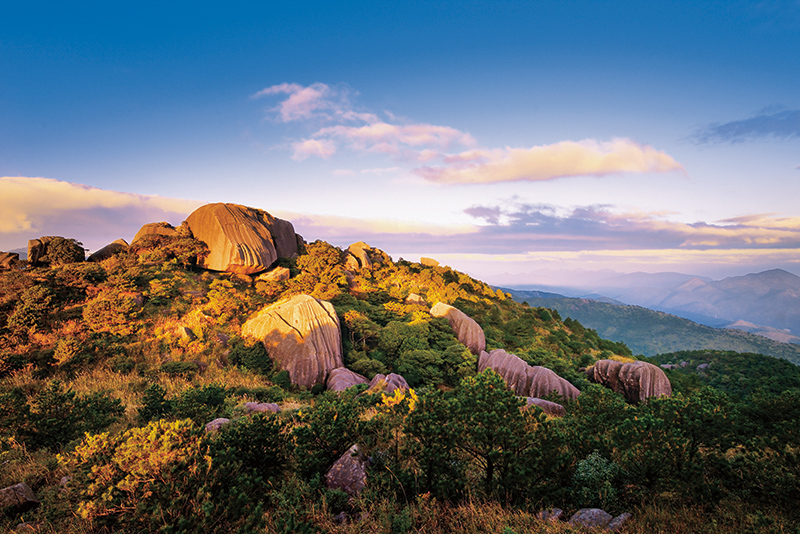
[524,397,567,417]
[131,222,179,244]
[479,349,580,400]
[0,483,40,514]
[257,266,291,283]
[586,359,672,403]
[430,302,486,355]
[185,203,298,274]
[325,444,369,496]
[0,252,20,271]
[327,367,369,392]
[347,242,373,270]
[87,239,129,262]
[366,373,409,395]
[242,295,342,388]
[420,257,439,267]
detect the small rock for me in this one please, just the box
[404,293,426,305]
[569,508,613,529]
[0,483,40,514]
[327,367,369,392]
[334,511,350,524]
[536,508,564,522]
[607,512,633,531]
[366,373,409,395]
[205,418,231,432]
[420,257,439,267]
[325,444,369,496]
[178,326,197,341]
[524,397,566,417]
[15,523,39,532]
[680,361,689,368]
[243,402,281,414]
[215,333,230,347]
[697,363,710,370]
[257,266,291,283]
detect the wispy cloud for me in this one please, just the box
[0,176,203,250]
[256,82,684,183]
[414,138,685,183]
[693,108,800,143]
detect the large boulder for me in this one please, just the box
[430,302,486,355]
[366,373,409,395]
[87,238,129,262]
[568,508,613,529]
[524,397,567,417]
[185,203,298,274]
[131,222,179,244]
[0,483,40,514]
[27,236,84,266]
[479,349,580,400]
[587,359,672,403]
[327,367,369,392]
[347,242,373,270]
[0,252,20,271]
[242,295,343,388]
[325,444,369,496]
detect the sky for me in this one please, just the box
[2,0,800,284]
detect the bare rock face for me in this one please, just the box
[325,444,369,496]
[524,397,567,417]
[327,367,369,392]
[0,483,40,514]
[587,359,672,403]
[366,373,409,395]
[242,295,343,388]
[420,257,439,267]
[430,302,486,356]
[569,508,613,529]
[185,203,299,274]
[87,239,129,262]
[479,349,580,400]
[132,222,178,244]
[347,242,373,270]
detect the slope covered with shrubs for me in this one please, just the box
[0,236,798,533]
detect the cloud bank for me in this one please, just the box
[256,82,684,182]
[694,109,800,143]
[0,176,203,251]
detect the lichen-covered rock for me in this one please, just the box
[87,239,128,262]
[479,349,580,400]
[243,402,281,414]
[325,444,369,496]
[536,508,564,522]
[131,222,178,244]
[524,397,567,417]
[205,418,231,432]
[430,302,486,355]
[0,483,40,514]
[347,242,373,270]
[568,508,613,529]
[587,359,672,403]
[366,373,409,395]
[327,367,369,392]
[242,295,342,388]
[185,203,299,274]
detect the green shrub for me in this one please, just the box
[572,451,621,509]
[228,337,272,375]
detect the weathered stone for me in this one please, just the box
[479,349,580,400]
[87,238,129,262]
[697,363,710,370]
[404,293,426,306]
[257,266,291,283]
[0,483,40,514]
[607,512,633,531]
[420,257,439,267]
[347,242,373,270]
[242,295,343,388]
[430,302,486,355]
[327,367,369,392]
[587,360,672,403]
[132,222,178,244]
[27,236,83,266]
[215,333,230,346]
[27,238,46,265]
[524,397,567,417]
[568,508,613,529]
[205,418,231,432]
[325,444,369,496]
[367,373,409,395]
[0,252,20,270]
[186,203,299,274]
[536,508,564,522]
[243,402,281,414]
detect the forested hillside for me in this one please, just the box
[1,227,799,533]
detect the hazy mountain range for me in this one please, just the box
[500,268,800,344]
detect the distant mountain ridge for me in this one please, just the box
[500,268,800,341]
[504,289,800,365]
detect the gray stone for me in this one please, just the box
[587,360,672,403]
[325,444,369,496]
[243,402,281,414]
[536,508,564,522]
[204,418,231,432]
[607,512,633,531]
[366,373,409,395]
[0,483,40,514]
[479,349,580,400]
[568,508,613,529]
[87,239,128,262]
[327,367,369,392]
[524,397,567,417]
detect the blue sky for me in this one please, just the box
[2,1,800,283]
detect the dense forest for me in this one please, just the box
[1,234,799,533]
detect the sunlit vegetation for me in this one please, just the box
[1,239,798,532]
